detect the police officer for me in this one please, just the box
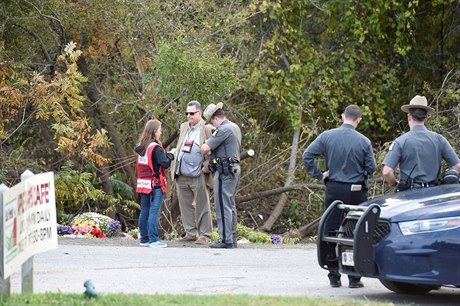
[201,102,241,249]
[382,95,460,190]
[303,105,376,289]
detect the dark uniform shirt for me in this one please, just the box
[383,125,460,183]
[303,123,376,183]
[206,119,241,160]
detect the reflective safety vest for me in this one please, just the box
[136,142,167,194]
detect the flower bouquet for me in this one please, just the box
[57,212,122,239]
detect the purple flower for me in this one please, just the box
[57,225,73,235]
[270,234,281,244]
[105,220,122,238]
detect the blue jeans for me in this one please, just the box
[139,187,164,243]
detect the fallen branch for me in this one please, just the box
[240,149,255,161]
[236,183,325,204]
[282,217,321,239]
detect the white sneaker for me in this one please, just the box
[149,241,167,248]
[139,242,149,247]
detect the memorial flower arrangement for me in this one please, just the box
[57,225,73,235]
[57,212,122,239]
[71,220,98,236]
[105,220,122,238]
[269,234,282,244]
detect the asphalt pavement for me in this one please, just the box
[8,238,460,305]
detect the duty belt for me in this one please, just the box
[397,179,438,192]
[208,157,239,175]
[412,182,433,188]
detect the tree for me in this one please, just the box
[1,0,459,235]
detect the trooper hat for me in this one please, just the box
[401,95,434,114]
[203,102,223,124]
[443,169,460,184]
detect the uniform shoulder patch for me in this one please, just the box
[388,141,396,151]
[212,129,219,136]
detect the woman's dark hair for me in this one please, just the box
[138,119,161,154]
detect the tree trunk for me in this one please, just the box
[259,127,300,232]
[77,57,137,192]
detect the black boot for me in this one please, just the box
[209,242,234,249]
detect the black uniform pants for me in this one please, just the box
[324,181,368,283]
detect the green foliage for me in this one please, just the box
[105,175,140,217]
[211,230,220,243]
[0,292,394,306]
[242,0,460,142]
[282,237,301,244]
[236,224,254,238]
[247,231,272,244]
[55,161,140,218]
[54,161,109,213]
[154,41,240,105]
[110,175,135,200]
[2,0,460,235]
[284,199,306,228]
[212,224,273,244]
[127,228,139,240]
[237,224,272,244]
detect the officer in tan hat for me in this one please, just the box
[382,95,460,191]
[201,102,241,249]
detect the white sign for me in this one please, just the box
[2,172,58,279]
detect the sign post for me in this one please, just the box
[21,170,35,293]
[0,184,11,296]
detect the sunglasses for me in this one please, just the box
[185,111,199,116]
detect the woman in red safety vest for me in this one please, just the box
[135,119,174,248]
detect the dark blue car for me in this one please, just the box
[317,184,460,294]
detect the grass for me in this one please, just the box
[0,293,396,306]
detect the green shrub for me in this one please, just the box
[236,224,253,238]
[211,230,219,243]
[247,231,271,243]
[127,228,139,240]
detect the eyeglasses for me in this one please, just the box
[185,111,199,116]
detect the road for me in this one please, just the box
[8,238,460,305]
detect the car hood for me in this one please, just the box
[360,184,460,222]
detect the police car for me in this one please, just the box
[317,184,460,294]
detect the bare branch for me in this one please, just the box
[236,183,325,204]
[282,217,321,239]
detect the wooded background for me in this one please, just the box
[1,0,459,237]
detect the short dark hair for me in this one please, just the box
[212,108,225,120]
[409,108,427,122]
[344,105,362,121]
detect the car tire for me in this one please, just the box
[379,280,439,294]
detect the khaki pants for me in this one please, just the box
[175,174,212,238]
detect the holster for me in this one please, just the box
[396,180,411,192]
[209,157,237,175]
[208,161,217,173]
